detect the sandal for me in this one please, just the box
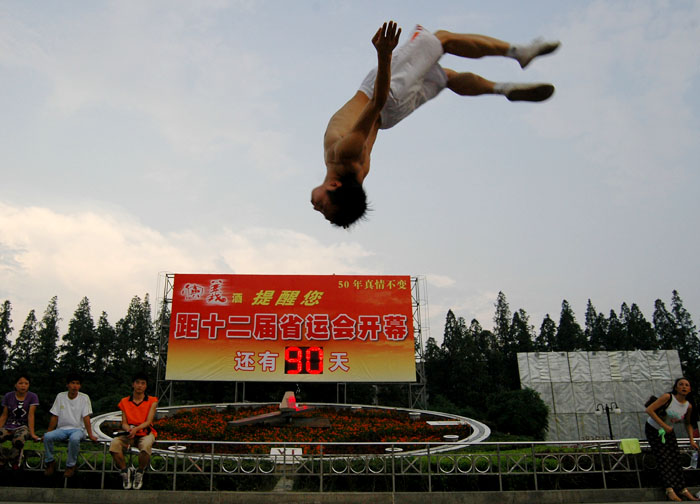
[681,488,699,501]
[667,488,682,502]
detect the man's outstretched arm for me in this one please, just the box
[369,21,400,112]
[333,21,400,160]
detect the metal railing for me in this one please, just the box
[17,438,698,492]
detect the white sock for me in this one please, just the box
[507,38,560,69]
[492,82,509,95]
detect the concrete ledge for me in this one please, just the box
[0,487,672,503]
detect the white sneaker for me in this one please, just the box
[132,470,144,490]
[121,468,132,490]
[515,38,560,69]
[501,83,555,102]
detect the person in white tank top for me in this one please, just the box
[645,377,699,502]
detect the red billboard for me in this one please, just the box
[165,274,416,382]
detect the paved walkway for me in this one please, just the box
[0,487,689,503]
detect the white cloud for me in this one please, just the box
[426,274,456,288]
[0,201,373,331]
[0,1,299,174]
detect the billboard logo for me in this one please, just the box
[206,279,228,305]
[181,283,205,301]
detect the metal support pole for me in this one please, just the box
[319,446,324,492]
[596,402,620,440]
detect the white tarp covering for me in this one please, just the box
[572,382,595,413]
[569,352,592,382]
[518,350,683,441]
[588,352,612,382]
[548,352,571,382]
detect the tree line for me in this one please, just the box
[0,289,696,439]
[423,290,699,438]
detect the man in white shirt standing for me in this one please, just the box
[43,373,98,477]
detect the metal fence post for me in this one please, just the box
[532,443,538,491]
[598,442,607,489]
[319,445,324,493]
[497,443,502,492]
[391,443,396,494]
[100,442,107,489]
[427,444,432,493]
[209,443,215,491]
[172,442,178,491]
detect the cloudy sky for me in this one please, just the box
[1,0,699,342]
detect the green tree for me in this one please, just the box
[621,302,657,350]
[9,310,39,371]
[153,296,171,388]
[555,300,585,351]
[35,296,60,383]
[493,291,513,355]
[653,292,700,383]
[535,314,557,351]
[0,300,13,373]
[424,336,441,362]
[510,309,535,354]
[671,290,699,356]
[670,291,700,380]
[59,297,96,376]
[423,335,444,400]
[427,310,469,407]
[426,311,494,415]
[113,295,156,378]
[93,311,116,374]
[506,309,535,388]
[467,321,500,408]
[584,300,607,351]
[90,312,127,414]
[441,309,466,357]
[653,299,674,348]
[606,309,624,350]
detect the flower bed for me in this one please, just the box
[151,405,472,454]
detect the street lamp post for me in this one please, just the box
[595,402,622,439]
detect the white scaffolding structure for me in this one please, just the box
[518,350,683,441]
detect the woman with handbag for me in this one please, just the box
[646,377,700,501]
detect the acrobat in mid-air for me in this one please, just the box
[312,21,560,228]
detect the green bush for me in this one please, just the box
[485,388,549,440]
[427,394,483,421]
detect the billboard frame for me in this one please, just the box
[155,273,428,409]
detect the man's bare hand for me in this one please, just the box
[372,21,401,58]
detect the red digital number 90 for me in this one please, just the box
[284,346,323,374]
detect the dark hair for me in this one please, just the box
[66,372,82,384]
[327,174,369,229]
[671,377,692,395]
[132,371,149,384]
[14,372,30,384]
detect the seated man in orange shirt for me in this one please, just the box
[109,372,158,490]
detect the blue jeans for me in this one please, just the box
[43,429,85,468]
